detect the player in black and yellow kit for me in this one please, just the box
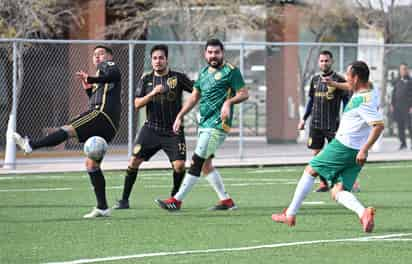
[13,45,121,218]
[298,50,349,192]
[113,44,193,209]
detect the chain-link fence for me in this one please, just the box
[1,39,412,167]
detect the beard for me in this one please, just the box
[207,58,223,68]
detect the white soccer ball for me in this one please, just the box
[83,136,108,161]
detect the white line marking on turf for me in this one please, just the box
[0,187,72,192]
[44,233,412,264]
[302,201,325,205]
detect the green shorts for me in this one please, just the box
[309,139,362,191]
[194,128,227,159]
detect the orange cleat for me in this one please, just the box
[360,207,375,233]
[271,208,296,226]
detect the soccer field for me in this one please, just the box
[1,162,411,264]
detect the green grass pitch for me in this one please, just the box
[1,162,411,263]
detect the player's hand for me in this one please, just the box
[321,76,334,86]
[390,105,394,112]
[151,84,164,96]
[76,71,88,81]
[356,150,368,166]
[298,120,305,130]
[221,101,231,122]
[173,116,182,134]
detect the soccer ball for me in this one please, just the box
[83,136,108,161]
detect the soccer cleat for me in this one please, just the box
[154,197,181,212]
[112,199,130,209]
[360,207,375,233]
[83,207,111,218]
[208,198,238,211]
[314,181,330,192]
[12,132,33,154]
[271,208,296,226]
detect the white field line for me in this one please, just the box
[44,233,412,264]
[0,181,298,193]
[302,201,325,205]
[0,163,410,181]
[0,187,72,192]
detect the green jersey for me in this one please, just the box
[193,62,245,132]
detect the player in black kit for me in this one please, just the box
[298,50,350,192]
[114,44,193,209]
[13,45,121,218]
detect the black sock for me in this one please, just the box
[171,170,185,197]
[121,167,139,201]
[30,129,68,150]
[88,168,108,210]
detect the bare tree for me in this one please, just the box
[105,0,264,40]
[294,1,353,107]
[0,0,81,102]
[353,0,412,107]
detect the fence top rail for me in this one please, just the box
[2,38,412,48]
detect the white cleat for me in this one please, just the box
[12,132,33,154]
[83,207,111,218]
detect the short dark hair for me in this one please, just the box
[319,50,333,59]
[205,38,224,51]
[94,45,113,55]
[350,61,370,83]
[150,44,168,58]
[400,62,408,67]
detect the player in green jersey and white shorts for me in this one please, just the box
[155,38,249,211]
[272,61,384,233]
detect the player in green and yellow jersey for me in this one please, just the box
[155,38,249,211]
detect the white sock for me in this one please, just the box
[174,173,199,201]
[286,171,316,216]
[335,190,365,218]
[206,169,230,200]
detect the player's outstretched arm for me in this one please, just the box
[322,77,351,91]
[173,88,200,134]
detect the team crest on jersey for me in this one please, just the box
[133,144,142,155]
[326,85,336,100]
[214,72,222,80]
[167,76,178,89]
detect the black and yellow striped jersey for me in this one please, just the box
[86,60,122,129]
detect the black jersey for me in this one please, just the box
[304,71,349,131]
[86,60,122,128]
[135,69,193,134]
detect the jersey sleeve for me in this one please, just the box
[230,68,246,91]
[359,100,384,126]
[135,76,146,98]
[87,61,121,84]
[179,73,194,93]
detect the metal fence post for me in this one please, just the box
[339,45,344,73]
[239,42,245,160]
[3,41,18,169]
[128,43,134,158]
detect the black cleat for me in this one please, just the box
[113,199,130,209]
[314,186,330,192]
[154,198,181,212]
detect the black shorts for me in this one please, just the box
[307,127,336,150]
[70,110,117,143]
[132,125,186,162]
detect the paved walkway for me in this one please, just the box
[1,136,412,174]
